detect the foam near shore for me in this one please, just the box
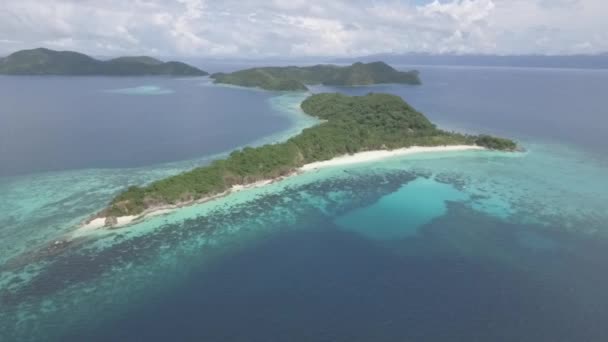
[75,145,484,235]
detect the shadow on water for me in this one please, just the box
[65,208,608,342]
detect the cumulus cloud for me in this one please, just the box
[0,0,605,57]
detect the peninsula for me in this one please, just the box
[210,61,420,91]
[0,48,208,76]
[88,92,516,228]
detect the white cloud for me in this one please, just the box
[420,0,495,25]
[0,0,606,57]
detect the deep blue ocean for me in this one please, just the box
[0,77,291,177]
[1,65,608,341]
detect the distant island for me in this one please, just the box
[210,61,421,91]
[0,48,208,76]
[85,92,516,228]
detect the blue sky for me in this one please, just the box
[0,0,606,57]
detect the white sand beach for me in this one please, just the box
[299,145,484,171]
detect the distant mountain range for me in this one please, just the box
[0,48,208,76]
[210,62,421,91]
[331,53,608,69]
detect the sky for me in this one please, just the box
[0,0,606,58]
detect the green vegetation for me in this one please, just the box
[210,61,421,91]
[107,56,163,65]
[474,135,518,150]
[103,93,516,218]
[0,48,208,76]
[211,70,309,91]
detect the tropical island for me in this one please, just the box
[0,48,207,76]
[210,61,421,91]
[85,92,516,229]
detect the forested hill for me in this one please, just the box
[101,93,516,219]
[0,48,208,76]
[210,61,421,91]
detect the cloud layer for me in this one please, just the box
[0,0,606,57]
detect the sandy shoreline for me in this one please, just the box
[300,145,484,171]
[74,145,483,235]
[73,179,278,236]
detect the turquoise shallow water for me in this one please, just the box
[1,67,608,341]
[336,177,468,240]
[2,141,607,340]
[0,91,316,267]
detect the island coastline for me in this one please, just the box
[75,144,485,234]
[77,92,517,235]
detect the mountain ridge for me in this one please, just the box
[0,48,208,76]
[210,61,421,91]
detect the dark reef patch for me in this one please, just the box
[0,170,418,307]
